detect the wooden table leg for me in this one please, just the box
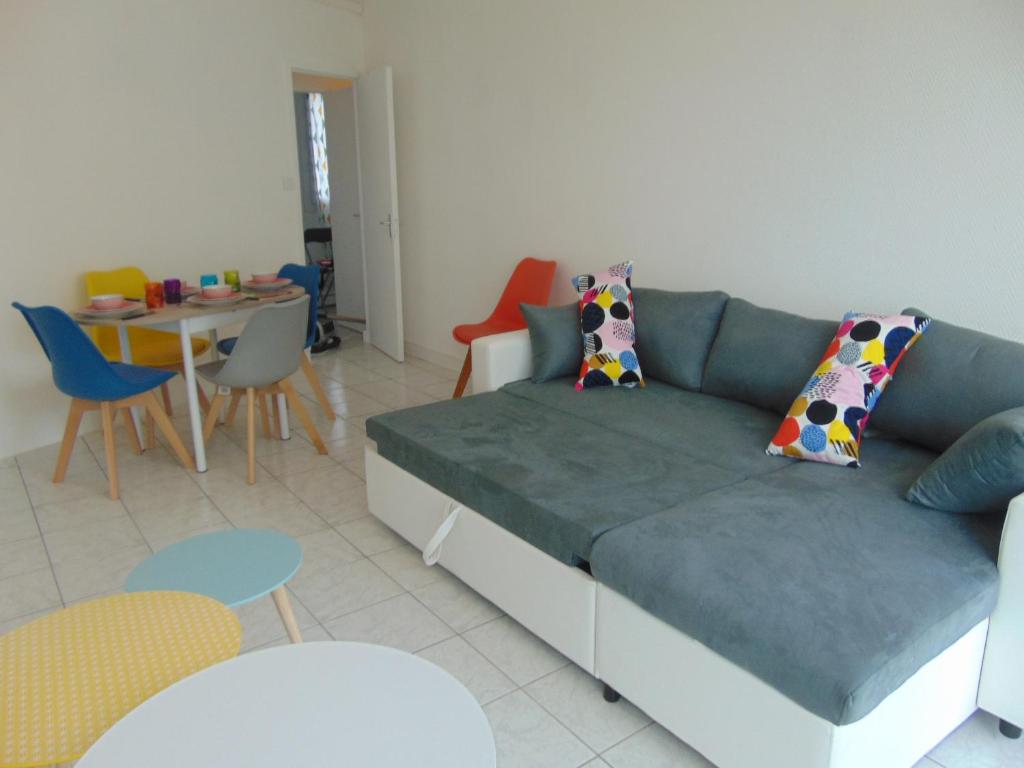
[271,586,303,643]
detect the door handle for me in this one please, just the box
[378,213,396,239]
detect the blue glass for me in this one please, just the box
[200,273,218,287]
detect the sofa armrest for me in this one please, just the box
[470,329,532,393]
[978,491,1024,729]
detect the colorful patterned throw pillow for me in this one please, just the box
[571,261,644,391]
[767,312,930,467]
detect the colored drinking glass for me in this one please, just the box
[163,278,182,304]
[200,274,218,288]
[144,282,165,309]
[223,269,241,292]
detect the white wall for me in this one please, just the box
[0,0,363,457]
[363,0,1024,368]
[325,87,366,319]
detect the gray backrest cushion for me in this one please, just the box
[702,298,837,414]
[872,309,1024,451]
[907,406,1024,513]
[632,288,730,391]
[521,303,582,383]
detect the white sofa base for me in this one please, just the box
[365,446,994,767]
[365,447,597,672]
[597,585,986,768]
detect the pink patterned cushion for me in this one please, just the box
[571,261,644,391]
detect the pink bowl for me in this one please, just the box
[201,284,234,299]
[90,294,125,310]
[251,272,278,284]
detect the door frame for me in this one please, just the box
[285,64,370,341]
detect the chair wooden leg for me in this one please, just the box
[122,408,143,455]
[145,409,156,450]
[271,586,303,643]
[246,387,257,484]
[160,382,174,417]
[300,354,336,420]
[196,381,211,413]
[203,391,226,442]
[225,390,242,427]
[143,392,196,471]
[280,379,327,454]
[100,402,119,500]
[453,348,472,398]
[257,395,271,438]
[53,399,86,483]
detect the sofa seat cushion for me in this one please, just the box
[366,390,745,565]
[502,378,787,476]
[590,437,1003,725]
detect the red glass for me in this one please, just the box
[144,281,165,309]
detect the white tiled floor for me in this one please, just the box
[1,329,1021,767]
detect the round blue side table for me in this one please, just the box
[125,529,304,643]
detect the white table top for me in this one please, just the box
[77,641,496,768]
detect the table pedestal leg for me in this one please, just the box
[179,320,207,472]
[271,586,303,643]
[276,393,290,440]
[117,326,145,447]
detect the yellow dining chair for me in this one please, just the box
[85,267,211,414]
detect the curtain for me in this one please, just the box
[307,93,331,225]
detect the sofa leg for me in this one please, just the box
[999,719,1022,739]
[603,684,621,703]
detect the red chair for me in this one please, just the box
[451,257,558,398]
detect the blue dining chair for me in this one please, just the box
[12,303,195,500]
[217,263,336,427]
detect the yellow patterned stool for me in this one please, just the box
[0,591,241,768]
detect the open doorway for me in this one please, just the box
[291,72,365,348]
[291,66,405,362]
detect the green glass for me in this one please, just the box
[223,269,241,292]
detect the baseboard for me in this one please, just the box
[403,340,463,372]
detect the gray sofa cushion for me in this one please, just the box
[908,406,1024,513]
[502,378,784,476]
[521,303,582,383]
[632,288,730,391]
[872,311,1024,451]
[702,298,836,414]
[590,438,1002,725]
[366,390,744,566]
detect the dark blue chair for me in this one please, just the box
[12,302,196,499]
[216,263,336,424]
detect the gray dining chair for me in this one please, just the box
[196,295,327,483]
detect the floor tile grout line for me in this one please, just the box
[79,433,156,557]
[597,722,658,760]
[17,450,68,608]
[515,669,607,757]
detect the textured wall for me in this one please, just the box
[364,0,1024,367]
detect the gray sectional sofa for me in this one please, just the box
[364,290,1024,768]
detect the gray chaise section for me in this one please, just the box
[589,438,1003,725]
[366,390,744,565]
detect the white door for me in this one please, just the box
[356,65,404,361]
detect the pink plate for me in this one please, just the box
[78,300,142,314]
[241,278,293,292]
[73,301,146,320]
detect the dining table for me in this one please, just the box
[75,285,305,472]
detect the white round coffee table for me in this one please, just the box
[77,642,496,767]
